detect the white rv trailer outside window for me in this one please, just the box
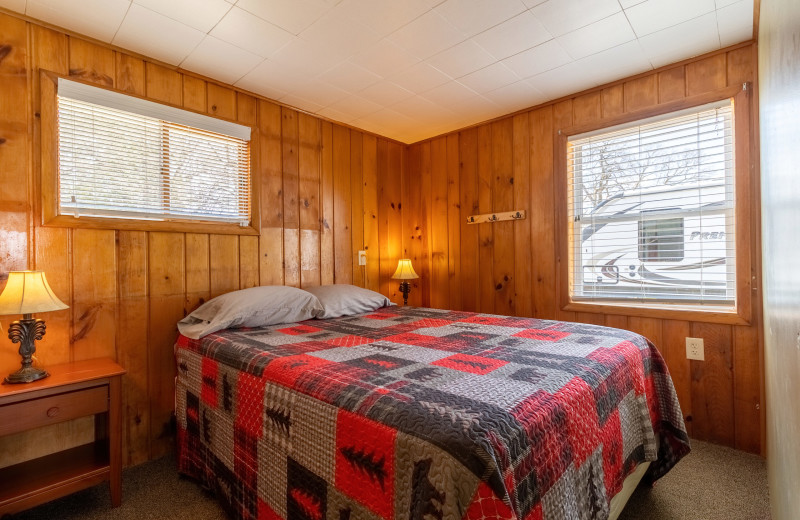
[56,78,252,224]
[567,100,735,306]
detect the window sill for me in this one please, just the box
[43,214,260,236]
[563,300,750,325]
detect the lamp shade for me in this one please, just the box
[0,271,69,315]
[391,259,419,280]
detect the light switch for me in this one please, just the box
[358,250,367,266]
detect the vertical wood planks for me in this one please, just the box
[147,232,184,459]
[299,113,321,288]
[71,229,117,361]
[362,135,380,292]
[661,320,693,435]
[529,107,556,319]
[492,120,514,316]
[116,231,150,465]
[429,138,450,309]
[512,114,532,318]
[209,235,239,297]
[350,132,365,287]
[282,108,300,287]
[259,100,284,286]
[320,122,335,285]
[402,144,423,306]
[185,233,210,311]
[690,322,735,446]
[459,129,479,312]
[477,125,494,314]
[332,125,352,284]
[378,141,403,304]
[446,134,462,311]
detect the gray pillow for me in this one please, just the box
[177,286,323,339]
[304,284,395,319]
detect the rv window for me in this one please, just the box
[567,99,736,307]
[638,218,684,262]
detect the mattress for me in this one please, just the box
[175,306,690,520]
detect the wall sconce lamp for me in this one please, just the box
[0,271,69,384]
[391,259,419,306]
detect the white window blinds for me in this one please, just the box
[567,100,736,306]
[57,78,251,224]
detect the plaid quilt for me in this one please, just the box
[175,306,690,520]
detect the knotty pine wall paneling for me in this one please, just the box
[0,11,404,467]
[402,43,764,454]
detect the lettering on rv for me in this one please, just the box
[689,231,726,241]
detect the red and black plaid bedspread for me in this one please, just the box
[175,306,689,520]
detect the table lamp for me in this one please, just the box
[391,259,419,306]
[0,271,68,384]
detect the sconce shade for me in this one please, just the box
[0,271,69,316]
[391,259,419,280]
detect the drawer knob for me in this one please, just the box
[46,406,60,418]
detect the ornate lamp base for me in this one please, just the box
[4,365,49,384]
[3,315,50,385]
[399,281,411,306]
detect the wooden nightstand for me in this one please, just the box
[0,358,126,516]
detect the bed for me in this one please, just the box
[175,304,690,520]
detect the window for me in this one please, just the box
[567,100,736,307]
[53,78,252,227]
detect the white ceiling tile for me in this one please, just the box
[316,105,357,124]
[715,0,741,7]
[327,95,383,119]
[27,0,130,42]
[473,11,552,60]
[113,4,205,65]
[426,40,495,79]
[502,39,572,79]
[625,0,716,37]
[557,12,636,60]
[0,0,26,13]
[133,0,230,32]
[483,79,547,113]
[318,61,382,92]
[389,61,453,93]
[458,62,520,94]
[355,107,417,131]
[210,7,294,58]
[180,35,262,85]
[233,59,303,97]
[278,93,326,113]
[286,80,349,106]
[300,10,381,59]
[348,40,420,79]
[269,38,345,76]
[716,0,754,47]
[357,81,415,106]
[422,81,478,107]
[387,10,465,60]
[434,0,527,37]
[619,0,645,7]
[335,0,438,37]
[571,40,652,85]
[531,0,621,37]
[391,95,455,120]
[527,61,597,99]
[520,0,546,7]
[236,0,331,34]
[637,13,720,68]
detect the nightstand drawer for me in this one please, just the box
[0,385,108,436]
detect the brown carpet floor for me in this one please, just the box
[9,440,769,520]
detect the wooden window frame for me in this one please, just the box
[555,85,754,325]
[39,70,261,236]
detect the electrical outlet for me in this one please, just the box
[686,337,705,361]
[358,250,367,266]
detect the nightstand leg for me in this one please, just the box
[109,376,122,507]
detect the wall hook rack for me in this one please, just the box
[466,210,526,224]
